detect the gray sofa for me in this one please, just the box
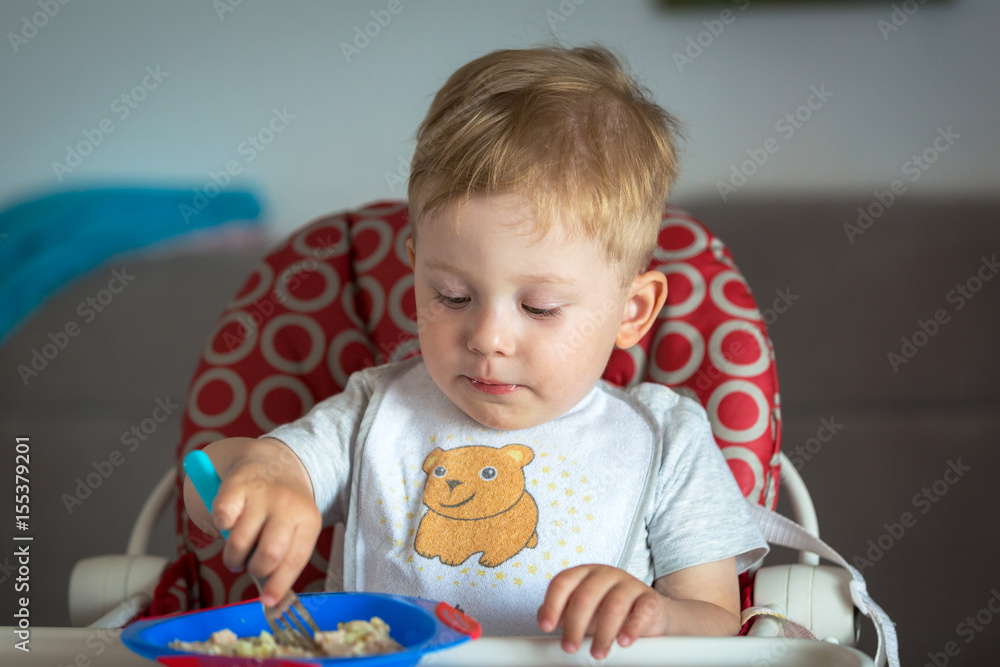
[1,196,996,665]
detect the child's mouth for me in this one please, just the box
[465,377,522,395]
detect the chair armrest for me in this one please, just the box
[750,564,859,646]
[68,555,168,627]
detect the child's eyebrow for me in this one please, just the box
[517,273,578,288]
[423,259,577,288]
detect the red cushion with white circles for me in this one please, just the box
[144,201,781,618]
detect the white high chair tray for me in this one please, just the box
[1,627,874,666]
[437,636,875,665]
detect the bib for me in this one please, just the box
[342,360,659,635]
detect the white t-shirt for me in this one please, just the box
[267,358,768,635]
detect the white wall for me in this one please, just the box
[2,0,995,238]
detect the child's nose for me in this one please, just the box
[467,307,514,357]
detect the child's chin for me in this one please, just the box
[463,403,543,432]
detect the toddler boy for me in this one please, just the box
[184,44,767,659]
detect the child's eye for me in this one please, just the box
[523,304,562,319]
[432,291,469,308]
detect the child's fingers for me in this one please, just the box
[558,573,617,654]
[218,492,266,573]
[537,566,591,634]
[617,592,668,646]
[258,524,318,607]
[251,519,299,606]
[246,514,296,578]
[589,584,638,658]
[211,483,247,533]
[182,477,223,538]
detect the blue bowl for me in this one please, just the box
[121,591,480,667]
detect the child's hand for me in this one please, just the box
[537,559,741,659]
[537,564,668,659]
[182,437,321,607]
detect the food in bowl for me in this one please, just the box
[169,616,403,658]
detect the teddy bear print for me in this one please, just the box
[414,443,538,568]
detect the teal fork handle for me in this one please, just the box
[183,449,230,540]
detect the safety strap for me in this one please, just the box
[745,500,900,667]
[741,606,818,640]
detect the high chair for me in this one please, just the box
[69,200,898,665]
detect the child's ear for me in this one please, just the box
[616,270,668,349]
[406,237,415,269]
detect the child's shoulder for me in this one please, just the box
[620,381,707,417]
[615,381,713,438]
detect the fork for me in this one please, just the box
[183,449,322,653]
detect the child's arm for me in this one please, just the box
[182,437,322,607]
[536,557,740,659]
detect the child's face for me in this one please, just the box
[409,192,630,431]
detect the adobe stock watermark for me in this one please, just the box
[672,0,750,73]
[61,396,180,514]
[545,0,588,33]
[15,267,136,386]
[213,0,244,21]
[758,287,799,325]
[887,254,997,373]
[51,66,170,182]
[46,593,150,663]
[750,634,807,667]
[179,106,295,224]
[844,126,960,244]
[219,234,340,353]
[7,0,71,54]
[384,153,411,193]
[922,587,1000,667]
[786,417,844,471]
[340,0,413,63]
[852,458,970,572]
[877,0,930,42]
[716,84,833,201]
[554,298,620,360]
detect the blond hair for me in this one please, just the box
[407,44,683,282]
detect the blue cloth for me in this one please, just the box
[0,187,262,346]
